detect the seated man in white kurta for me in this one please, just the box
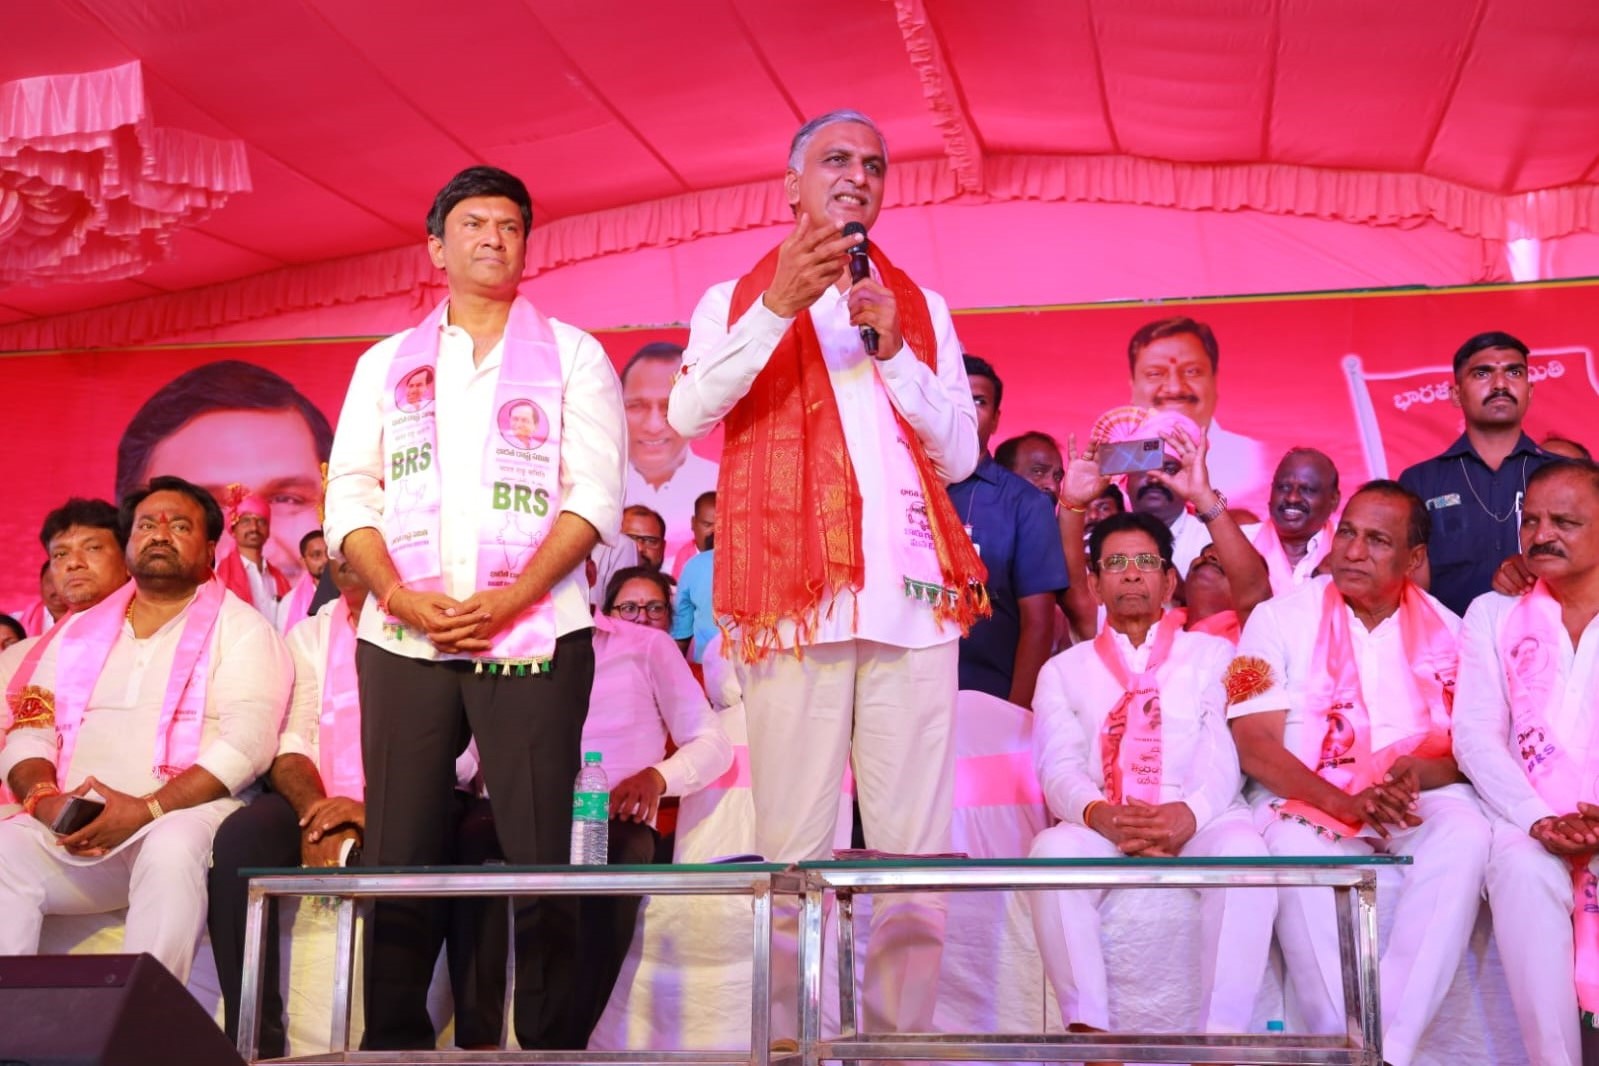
[0,476,291,983]
[1228,480,1489,1066]
[1029,511,1274,1044]
[1454,459,1599,1066]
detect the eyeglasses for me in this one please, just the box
[233,514,268,528]
[1095,552,1165,573]
[624,532,664,549]
[612,601,669,620]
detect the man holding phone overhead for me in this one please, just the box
[0,476,291,982]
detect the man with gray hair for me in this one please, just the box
[669,109,984,1040]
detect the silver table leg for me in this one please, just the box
[329,897,357,1054]
[1335,876,1384,1065]
[751,881,772,1066]
[800,883,825,1066]
[238,883,267,1062]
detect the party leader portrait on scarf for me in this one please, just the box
[323,165,626,1052]
[668,109,986,1041]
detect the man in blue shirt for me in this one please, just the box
[1398,331,1556,616]
[946,355,1070,707]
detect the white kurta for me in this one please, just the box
[1231,578,1488,1066]
[1452,591,1599,1066]
[669,270,975,1039]
[1242,521,1333,596]
[0,589,291,981]
[1028,621,1272,1032]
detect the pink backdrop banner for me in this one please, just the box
[3,280,1596,610]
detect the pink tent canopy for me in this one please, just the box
[3,0,1599,348]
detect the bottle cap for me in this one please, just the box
[584,751,603,764]
[1266,1020,1285,1033]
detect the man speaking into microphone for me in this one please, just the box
[670,109,984,1040]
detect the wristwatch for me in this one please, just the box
[1196,490,1229,525]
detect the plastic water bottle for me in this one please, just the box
[569,751,609,865]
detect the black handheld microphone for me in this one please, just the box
[842,221,878,356]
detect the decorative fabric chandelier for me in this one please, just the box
[0,60,249,285]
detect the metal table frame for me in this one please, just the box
[796,857,1404,1066]
[238,863,804,1066]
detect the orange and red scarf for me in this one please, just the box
[714,242,987,661]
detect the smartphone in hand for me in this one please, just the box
[49,796,106,835]
[1098,438,1165,476]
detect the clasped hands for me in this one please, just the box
[761,212,902,360]
[1087,797,1198,856]
[299,796,365,869]
[1331,756,1427,839]
[387,585,530,654]
[1531,804,1599,858]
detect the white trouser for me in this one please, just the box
[1259,788,1490,1066]
[738,638,958,1039]
[0,801,235,983]
[1484,816,1581,1066]
[1027,806,1276,1032]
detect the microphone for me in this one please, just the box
[842,221,878,356]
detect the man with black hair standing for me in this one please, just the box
[1399,331,1557,615]
[948,353,1068,707]
[324,165,625,1051]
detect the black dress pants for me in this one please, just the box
[447,814,659,1048]
[207,791,300,1059]
[357,630,594,1051]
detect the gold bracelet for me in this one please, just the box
[378,579,407,615]
[144,795,165,821]
[1082,799,1107,825]
[1064,502,1088,514]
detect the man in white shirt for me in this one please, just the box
[1228,480,1489,1066]
[207,554,369,1058]
[621,342,720,566]
[216,491,290,620]
[1029,511,1274,1038]
[0,476,290,983]
[1241,448,1341,596]
[40,497,130,614]
[667,109,983,1039]
[1454,459,1599,1066]
[1126,317,1271,517]
[323,166,626,1051]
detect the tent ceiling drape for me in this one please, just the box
[2,0,1598,348]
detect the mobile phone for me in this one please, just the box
[1098,438,1165,476]
[49,796,106,835]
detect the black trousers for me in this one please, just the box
[208,789,496,1057]
[357,631,595,1051]
[447,815,658,1048]
[207,791,300,1059]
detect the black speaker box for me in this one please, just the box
[0,953,244,1065]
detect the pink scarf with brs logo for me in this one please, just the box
[1093,611,1182,805]
[381,297,564,672]
[1501,580,1599,1014]
[3,579,223,786]
[316,598,364,799]
[1278,578,1456,837]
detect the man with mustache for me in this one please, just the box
[1227,480,1488,1066]
[621,342,720,568]
[1127,317,1271,518]
[1399,331,1558,615]
[1241,448,1342,596]
[0,476,290,982]
[40,498,130,615]
[1453,459,1599,1066]
[668,109,983,1043]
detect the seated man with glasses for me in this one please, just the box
[449,564,731,1046]
[1028,511,1274,1046]
[620,504,668,571]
